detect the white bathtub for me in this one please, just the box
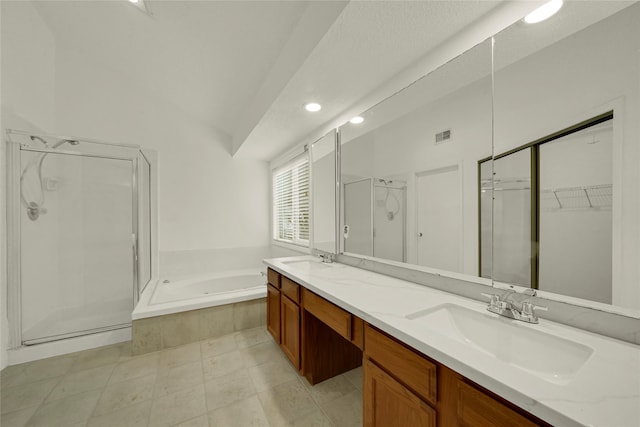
[132,268,266,320]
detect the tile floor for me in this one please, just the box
[0,326,363,427]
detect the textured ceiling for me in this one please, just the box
[28,0,510,160]
[32,0,343,144]
[235,0,504,159]
[494,1,635,70]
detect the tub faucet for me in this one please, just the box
[482,289,547,324]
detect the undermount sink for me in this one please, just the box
[406,304,594,384]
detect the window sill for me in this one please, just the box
[271,240,311,255]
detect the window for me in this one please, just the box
[273,156,310,246]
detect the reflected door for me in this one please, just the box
[492,149,531,287]
[538,121,613,303]
[20,150,134,344]
[416,166,461,272]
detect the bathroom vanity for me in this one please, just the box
[264,256,640,427]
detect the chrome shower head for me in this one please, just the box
[30,135,48,145]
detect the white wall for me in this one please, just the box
[494,4,640,309]
[52,46,270,254]
[311,132,336,253]
[1,2,271,362]
[0,0,57,370]
[0,0,4,370]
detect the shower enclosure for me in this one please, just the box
[343,178,406,262]
[5,130,153,346]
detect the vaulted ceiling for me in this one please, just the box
[30,1,511,160]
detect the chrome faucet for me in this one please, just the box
[482,289,547,324]
[317,253,334,263]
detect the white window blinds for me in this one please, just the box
[273,156,310,246]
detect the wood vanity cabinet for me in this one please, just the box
[364,324,549,427]
[266,268,281,342]
[267,269,302,370]
[364,358,436,427]
[265,269,362,380]
[280,293,301,369]
[280,276,301,370]
[266,283,280,342]
[267,268,549,427]
[448,375,541,427]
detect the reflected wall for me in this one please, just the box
[311,131,337,254]
[340,39,493,277]
[492,2,640,309]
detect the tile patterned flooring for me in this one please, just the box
[0,327,363,427]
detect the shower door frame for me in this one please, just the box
[343,177,375,257]
[342,177,408,262]
[5,131,152,348]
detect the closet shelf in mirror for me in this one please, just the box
[541,184,612,210]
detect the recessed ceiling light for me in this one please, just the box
[304,102,322,113]
[524,0,563,24]
[349,116,364,124]
[129,0,139,3]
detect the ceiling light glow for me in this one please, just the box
[304,102,322,112]
[129,0,139,3]
[524,0,563,24]
[350,116,364,124]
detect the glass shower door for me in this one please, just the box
[20,149,134,344]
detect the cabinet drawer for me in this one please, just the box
[456,380,540,427]
[281,276,300,303]
[364,324,437,406]
[303,289,352,340]
[267,268,280,288]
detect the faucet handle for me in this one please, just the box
[520,301,548,323]
[481,293,501,308]
[522,301,548,312]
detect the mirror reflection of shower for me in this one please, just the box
[377,179,401,221]
[21,135,79,220]
[344,177,407,262]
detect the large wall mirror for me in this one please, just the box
[491,2,640,311]
[339,39,493,279]
[311,130,337,254]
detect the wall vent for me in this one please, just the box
[435,129,451,144]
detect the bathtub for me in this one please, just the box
[132,268,266,320]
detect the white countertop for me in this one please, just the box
[264,256,640,427]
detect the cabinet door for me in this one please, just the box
[364,359,436,427]
[267,284,281,343]
[280,295,301,370]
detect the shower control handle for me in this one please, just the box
[418,232,423,237]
